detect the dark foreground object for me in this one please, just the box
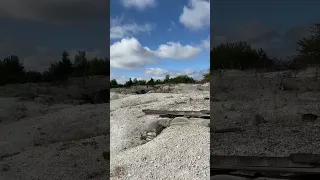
[211,153,320,179]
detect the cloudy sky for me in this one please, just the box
[211,1,320,59]
[110,0,210,84]
[0,0,109,72]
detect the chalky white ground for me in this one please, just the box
[110,84,210,180]
[0,98,109,180]
[211,68,320,157]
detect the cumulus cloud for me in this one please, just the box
[155,42,202,60]
[144,68,171,79]
[0,0,108,25]
[183,68,197,75]
[110,17,155,39]
[115,76,131,84]
[121,0,156,10]
[179,0,210,30]
[144,67,206,80]
[110,37,156,69]
[202,36,210,50]
[110,37,205,69]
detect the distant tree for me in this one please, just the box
[87,57,109,76]
[124,78,133,87]
[73,51,88,74]
[45,51,74,82]
[155,79,162,84]
[164,74,170,83]
[24,71,43,83]
[132,78,138,86]
[297,23,320,65]
[210,41,274,70]
[170,75,195,84]
[73,51,89,87]
[47,62,65,81]
[42,70,53,82]
[203,70,210,81]
[147,78,155,85]
[61,51,73,75]
[110,79,118,88]
[0,55,25,84]
[137,79,146,85]
[0,51,110,85]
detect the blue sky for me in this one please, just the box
[110,0,210,84]
[211,1,320,59]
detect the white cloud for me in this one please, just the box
[144,67,205,80]
[112,75,145,84]
[110,71,115,80]
[116,76,130,84]
[110,37,204,69]
[179,0,210,30]
[155,42,202,60]
[202,36,210,50]
[145,68,170,79]
[183,68,197,75]
[121,0,156,10]
[110,37,156,69]
[110,17,155,39]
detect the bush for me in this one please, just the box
[297,23,320,65]
[0,56,25,85]
[170,75,195,84]
[111,74,197,88]
[210,41,274,71]
[203,71,210,81]
[110,79,118,88]
[0,51,110,85]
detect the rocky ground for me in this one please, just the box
[211,68,320,157]
[110,83,210,180]
[0,76,109,180]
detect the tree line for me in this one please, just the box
[210,23,320,72]
[0,51,110,85]
[110,74,208,89]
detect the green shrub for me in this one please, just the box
[210,41,274,71]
